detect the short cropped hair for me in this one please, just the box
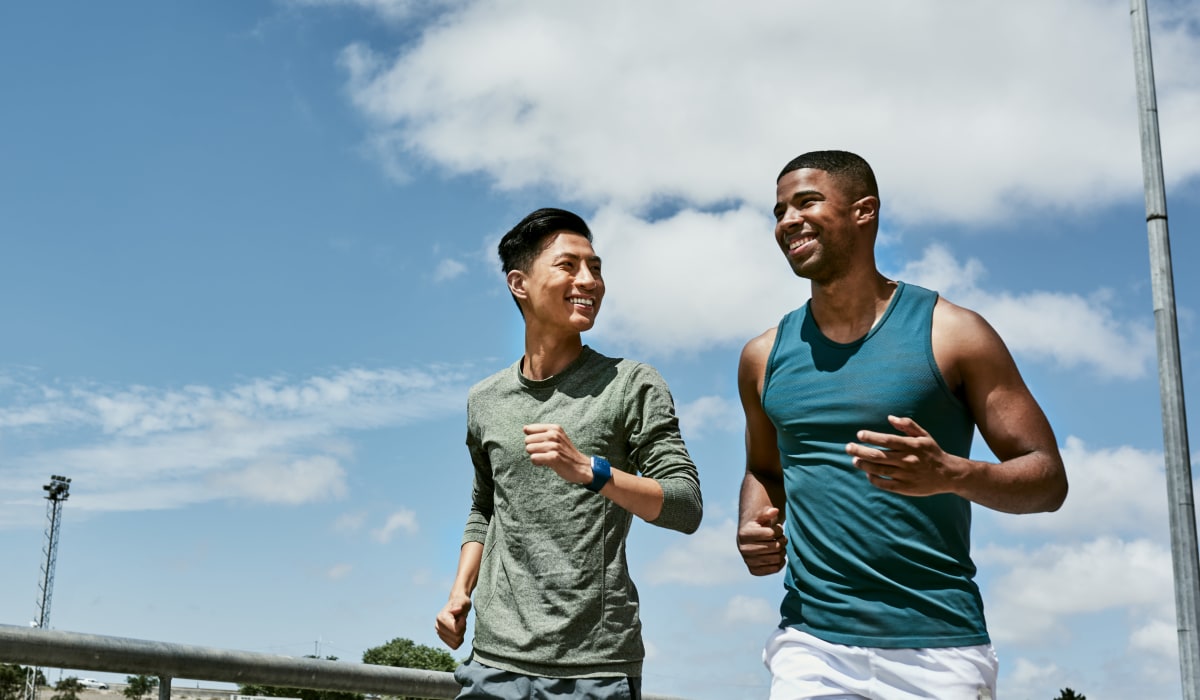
[497,207,593,313]
[778,150,879,202]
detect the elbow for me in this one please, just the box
[1038,464,1069,513]
[650,485,703,534]
[678,508,703,535]
[1045,474,1069,513]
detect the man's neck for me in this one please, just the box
[521,330,585,380]
[809,268,897,344]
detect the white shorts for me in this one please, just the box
[763,626,999,700]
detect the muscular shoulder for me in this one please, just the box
[931,296,1011,391]
[738,326,778,393]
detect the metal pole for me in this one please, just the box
[1130,1,1200,697]
[158,676,171,700]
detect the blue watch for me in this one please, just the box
[586,455,612,492]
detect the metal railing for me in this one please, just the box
[0,625,686,700]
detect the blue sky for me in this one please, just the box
[2,1,1199,698]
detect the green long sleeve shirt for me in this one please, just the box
[462,346,703,678]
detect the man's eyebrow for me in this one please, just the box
[552,252,602,264]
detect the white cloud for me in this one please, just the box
[0,367,470,526]
[1003,658,1063,700]
[722,595,778,626]
[319,1,1191,371]
[897,245,1156,379]
[1130,617,1179,660]
[373,508,419,542]
[979,537,1174,645]
[210,456,348,505]
[335,0,1200,224]
[433,257,467,282]
[645,519,746,586]
[587,205,802,357]
[986,436,1169,539]
[677,395,742,442]
[587,217,1153,374]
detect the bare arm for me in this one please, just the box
[847,299,1067,514]
[435,541,482,649]
[523,423,666,522]
[736,329,788,575]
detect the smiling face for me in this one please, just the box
[773,168,876,284]
[508,231,604,337]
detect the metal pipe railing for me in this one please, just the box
[0,625,686,700]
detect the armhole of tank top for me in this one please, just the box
[760,311,792,408]
[925,292,971,413]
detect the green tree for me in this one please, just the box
[238,657,361,700]
[0,664,25,700]
[123,675,158,700]
[1,665,48,700]
[1055,689,1087,700]
[51,677,83,700]
[361,638,457,674]
[360,638,457,700]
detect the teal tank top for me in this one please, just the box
[762,282,989,648]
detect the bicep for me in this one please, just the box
[938,306,1058,461]
[739,331,782,479]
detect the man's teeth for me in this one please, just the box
[790,236,814,250]
[570,297,594,306]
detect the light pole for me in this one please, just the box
[1129,1,1199,697]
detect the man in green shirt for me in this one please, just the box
[435,207,703,699]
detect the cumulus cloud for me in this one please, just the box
[1003,659,1063,700]
[586,205,801,356]
[335,0,1200,223]
[373,508,419,542]
[897,245,1156,379]
[722,595,778,626]
[587,219,1153,374]
[0,366,470,527]
[1130,617,1179,660]
[645,519,745,586]
[978,537,1174,644]
[985,436,1171,538]
[676,395,743,442]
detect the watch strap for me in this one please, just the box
[586,455,612,492]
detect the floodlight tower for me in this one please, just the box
[24,475,71,700]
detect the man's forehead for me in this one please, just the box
[776,168,836,198]
[539,230,598,258]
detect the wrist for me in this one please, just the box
[585,455,612,492]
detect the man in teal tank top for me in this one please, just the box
[434,208,703,699]
[736,151,1068,699]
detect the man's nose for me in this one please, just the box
[576,267,599,288]
[778,207,803,231]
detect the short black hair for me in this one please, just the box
[778,150,879,202]
[497,208,593,314]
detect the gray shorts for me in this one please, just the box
[453,659,642,700]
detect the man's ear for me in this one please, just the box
[507,269,528,302]
[853,196,879,225]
